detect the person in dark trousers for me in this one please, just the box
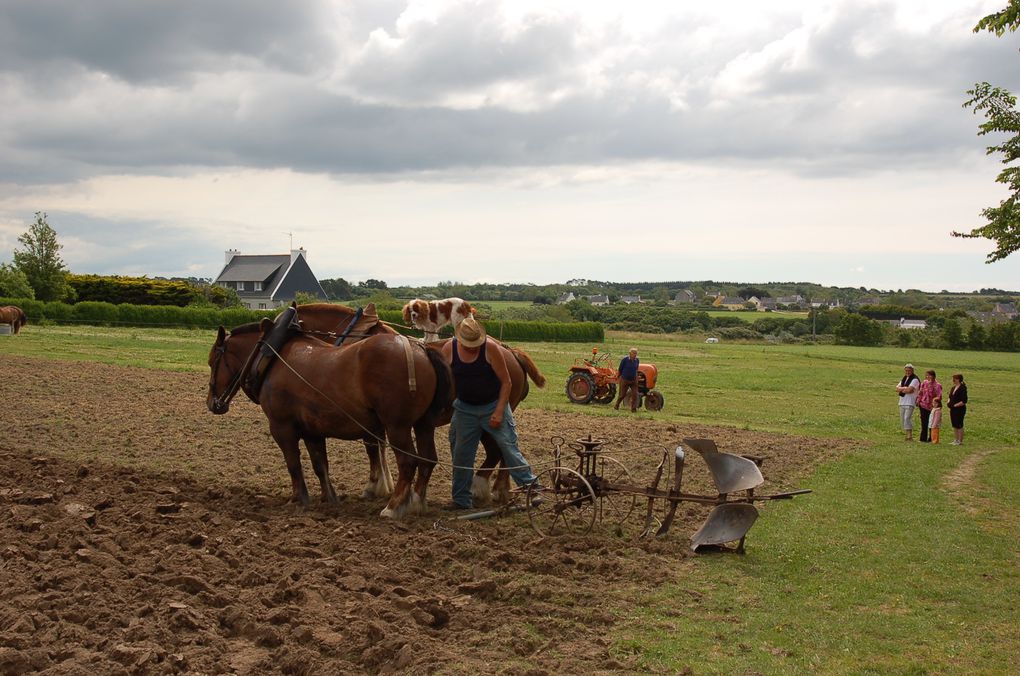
[614,347,640,413]
[440,317,539,509]
[916,369,942,443]
[948,373,968,445]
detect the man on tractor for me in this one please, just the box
[614,347,640,412]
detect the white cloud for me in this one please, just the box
[0,0,1017,289]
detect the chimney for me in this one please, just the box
[225,249,240,265]
[291,247,306,264]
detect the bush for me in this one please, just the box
[716,326,762,340]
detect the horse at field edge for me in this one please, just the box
[0,305,27,334]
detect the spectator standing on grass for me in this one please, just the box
[895,363,921,441]
[917,370,942,443]
[929,396,943,444]
[948,373,968,445]
[614,347,640,412]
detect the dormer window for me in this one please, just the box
[254,281,262,291]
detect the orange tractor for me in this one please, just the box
[565,348,664,411]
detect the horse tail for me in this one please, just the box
[510,347,546,389]
[422,344,453,424]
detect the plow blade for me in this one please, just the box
[690,503,759,552]
[683,438,764,494]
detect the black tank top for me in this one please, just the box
[451,339,501,405]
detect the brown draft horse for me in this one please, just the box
[292,303,547,505]
[0,305,27,334]
[207,319,452,518]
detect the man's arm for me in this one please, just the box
[485,340,513,427]
[440,339,453,365]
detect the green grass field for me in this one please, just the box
[3,324,1018,672]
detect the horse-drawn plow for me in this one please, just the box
[511,435,811,552]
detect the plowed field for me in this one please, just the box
[0,354,852,674]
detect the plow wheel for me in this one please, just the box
[592,456,637,536]
[565,372,596,404]
[592,383,616,404]
[528,466,596,536]
[643,390,664,411]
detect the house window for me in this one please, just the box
[254,282,262,291]
[258,303,266,309]
[238,281,247,291]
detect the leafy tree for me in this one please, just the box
[955,2,1020,261]
[12,212,73,302]
[320,277,355,300]
[987,321,1019,350]
[0,262,35,299]
[967,322,987,350]
[737,286,769,300]
[358,278,388,290]
[833,313,884,346]
[942,318,965,349]
[293,291,321,305]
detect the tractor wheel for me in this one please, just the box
[565,372,596,404]
[593,383,617,404]
[643,390,664,412]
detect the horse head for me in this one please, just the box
[207,324,261,414]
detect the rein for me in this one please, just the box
[209,334,261,412]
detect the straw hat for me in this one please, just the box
[455,317,486,348]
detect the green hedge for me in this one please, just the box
[0,297,277,329]
[0,298,602,342]
[67,274,202,306]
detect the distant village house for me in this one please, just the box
[214,248,327,310]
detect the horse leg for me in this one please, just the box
[477,432,510,506]
[304,435,338,504]
[269,421,310,506]
[362,427,393,498]
[380,427,417,520]
[410,421,438,515]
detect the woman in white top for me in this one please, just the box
[895,363,921,441]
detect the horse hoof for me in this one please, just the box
[471,476,492,506]
[380,504,407,520]
[409,493,426,515]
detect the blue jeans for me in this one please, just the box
[448,399,537,507]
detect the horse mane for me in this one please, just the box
[228,322,264,336]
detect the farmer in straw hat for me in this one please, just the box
[440,317,540,509]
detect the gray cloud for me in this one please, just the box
[0,0,1016,186]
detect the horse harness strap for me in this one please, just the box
[333,306,364,346]
[244,306,301,402]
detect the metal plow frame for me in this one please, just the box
[525,435,811,553]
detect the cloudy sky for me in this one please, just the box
[1,0,1019,292]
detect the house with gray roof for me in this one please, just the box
[214,248,327,310]
[993,302,1018,319]
[672,289,697,304]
